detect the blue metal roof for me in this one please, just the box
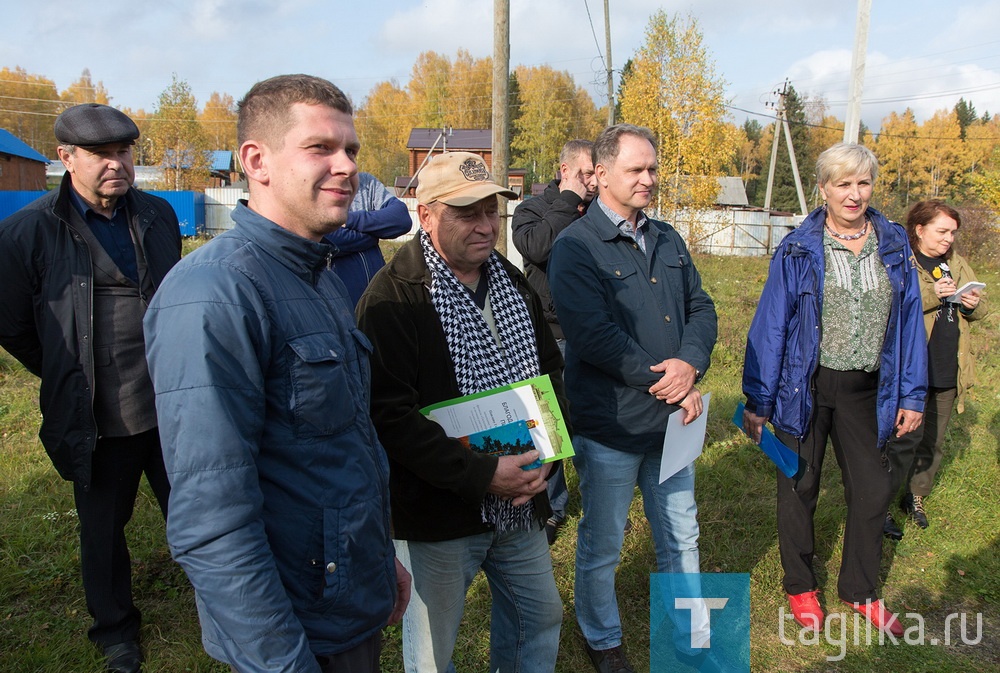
[0,129,50,163]
[210,150,232,172]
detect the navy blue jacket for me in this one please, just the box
[145,203,395,671]
[742,206,927,449]
[327,173,412,307]
[0,174,180,488]
[549,203,717,453]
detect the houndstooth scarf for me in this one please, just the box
[420,230,541,533]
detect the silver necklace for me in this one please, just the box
[825,218,869,241]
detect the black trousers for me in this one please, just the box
[232,634,383,673]
[315,633,383,673]
[774,367,893,604]
[72,427,170,647]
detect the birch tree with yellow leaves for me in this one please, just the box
[355,80,412,185]
[60,69,110,106]
[198,91,238,153]
[511,64,603,187]
[0,67,63,157]
[875,109,921,212]
[618,11,739,216]
[967,115,1000,216]
[912,109,965,200]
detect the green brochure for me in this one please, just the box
[420,374,574,464]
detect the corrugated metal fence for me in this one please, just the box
[0,191,45,217]
[670,208,804,256]
[0,190,206,236]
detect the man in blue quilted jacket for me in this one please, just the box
[144,74,409,673]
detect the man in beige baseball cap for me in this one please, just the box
[356,152,568,672]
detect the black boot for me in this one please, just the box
[901,492,929,529]
[883,512,903,540]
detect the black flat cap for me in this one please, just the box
[54,104,140,147]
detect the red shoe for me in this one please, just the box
[842,598,904,637]
[787,590,824,631]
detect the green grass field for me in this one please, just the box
[0,251,996,672]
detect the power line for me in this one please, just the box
[581,0,607,72]
[726,103,999,142]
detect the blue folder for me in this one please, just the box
[732,403,804,478]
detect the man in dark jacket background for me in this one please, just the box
[511,138,595,543]
[0,104,181,673]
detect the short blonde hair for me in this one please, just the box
[815,142,879,187]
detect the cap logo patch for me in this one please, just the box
[459,158,489,182]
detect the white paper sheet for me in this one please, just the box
[659,392,711,483]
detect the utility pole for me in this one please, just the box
[763,81,807,215]
[492,0,510,256]
[782,111,808,214]
[843,0,871,144]
[763,89,784,212]
[604,0,614,126]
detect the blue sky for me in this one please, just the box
[3,0,999,133]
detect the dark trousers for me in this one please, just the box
[231,633,383,673]
[774,367,892,604]
[73,427,170,647]
[315,633,383,673]
[888,386,957,498]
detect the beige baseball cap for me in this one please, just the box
[415,152,518,206]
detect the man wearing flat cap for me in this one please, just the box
[356,152,568,672]
[0,103,180,672]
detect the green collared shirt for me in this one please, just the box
[819,228,891,372]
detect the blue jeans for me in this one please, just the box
[573,435,701,649]
[394,528,562,673]
[546,464,569,522]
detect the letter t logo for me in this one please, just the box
[674,598,730,649]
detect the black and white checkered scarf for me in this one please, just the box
[420,229,540,533]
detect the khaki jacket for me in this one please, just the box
[915,251,988,412]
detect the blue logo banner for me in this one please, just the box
[650,573,750,672]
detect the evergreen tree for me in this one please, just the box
[740,119,763,204]
[614,58,633,124]
[955,98,978,140]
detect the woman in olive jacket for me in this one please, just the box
[891,200,987,530]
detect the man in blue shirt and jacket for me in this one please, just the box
[549,124,717,673]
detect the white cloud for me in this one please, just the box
[2,0,998,133]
